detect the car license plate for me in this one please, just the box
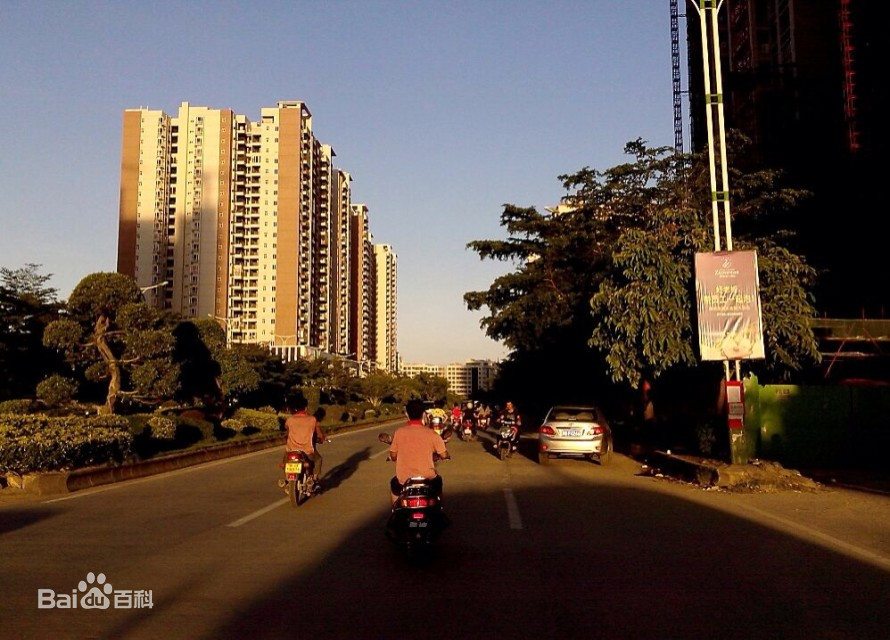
[285,462,302,474]
[562,429,582,437]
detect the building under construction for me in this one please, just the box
[674,0,881,318]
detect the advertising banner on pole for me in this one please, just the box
[694,251,765,361]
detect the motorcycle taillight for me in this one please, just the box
[411,512,426,520]
[402,497,430,508]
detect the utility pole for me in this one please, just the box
[689,0,748,464]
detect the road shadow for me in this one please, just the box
[202,481,890,640]
[0,505,60,535]
[319,447,371,492]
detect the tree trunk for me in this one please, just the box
[94,315,121,415]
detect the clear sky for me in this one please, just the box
[0,1,675,364]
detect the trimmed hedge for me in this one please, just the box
[233,408,282,432]
[0,413,133,474]
[0,399,34,415]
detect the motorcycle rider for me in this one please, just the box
[461,401,477,438]
[477,403,492,429]
[450,403,463,430]
[498,400,522,452]
[389,398,450,505]
[425,400,449,428]
[281,393,326,491]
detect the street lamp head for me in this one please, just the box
[140,280,169,294]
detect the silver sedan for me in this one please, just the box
[538,405,613,465]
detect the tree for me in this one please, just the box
[176,318,262,408]
[0,263,64,400]
[413,372,449,403]
[466,136,820,401]
[355,372,399,408]
[43,272,179,414]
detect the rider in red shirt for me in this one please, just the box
[281,394,326,489]
[389,399,450,504]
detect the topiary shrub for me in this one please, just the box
[124,414,152,438]
[147,416,177,440]
[35,375,79,408]
[221,418,251,434]
[174,414,214,444]
[234,408,281,433]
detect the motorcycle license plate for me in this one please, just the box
[285,462,302,474]
[409,522,429,528]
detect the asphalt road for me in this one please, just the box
[2,422,890,639]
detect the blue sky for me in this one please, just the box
[0,1,676,364]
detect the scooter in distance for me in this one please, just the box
[496,417,518,460]
[496,424,515,460]
[460,416,476,441]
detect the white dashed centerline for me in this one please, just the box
[503,488,523,529]
[226,498,289,527]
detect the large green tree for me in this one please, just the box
[176,317,263,408]
[43,272,179,414]
[466,137,820,406]
[0,264,64,400]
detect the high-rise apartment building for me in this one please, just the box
[373,244,398,372]
[348,204,373,366]
[117,101,396,365]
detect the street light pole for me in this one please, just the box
[140,281,169,305]
[208,314,231,347]
[690,0,748,464]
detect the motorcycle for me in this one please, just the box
[460,416,476,441]
[378,432,450,559]
[477,415,490,431]
[281,450,318,507]
[429,416,452,443]
[497,418,517,460]
[497,423,515,460]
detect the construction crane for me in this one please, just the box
[670,0,684,153]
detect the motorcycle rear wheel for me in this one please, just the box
[297,476,313,505]
[288,480,299,507]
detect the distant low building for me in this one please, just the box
[401,359,499,396]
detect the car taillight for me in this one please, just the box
[590,425,604,435]
[540,425,556,435]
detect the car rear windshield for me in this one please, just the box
[551,409,596,421]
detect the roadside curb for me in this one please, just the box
[644,450,824,492]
